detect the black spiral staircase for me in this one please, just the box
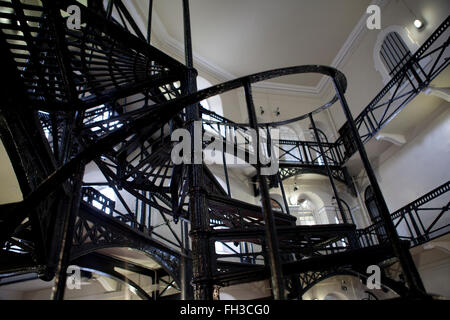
[0,0,448,300]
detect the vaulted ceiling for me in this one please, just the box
[133,0,371,87]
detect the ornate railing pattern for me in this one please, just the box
[1,0,448,300]
[357,181,450,248]
[201,108,344,168]
[339,16,450,159]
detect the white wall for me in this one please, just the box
[375,104,450,212]
[0,140,23,204]
[329,0,450,130]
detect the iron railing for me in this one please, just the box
[357,181,450,248]
[338,16,450,159]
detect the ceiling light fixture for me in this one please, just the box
[400,0,425,30]
[414,19,423,29]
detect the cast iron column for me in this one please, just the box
[277,173,290,215]
[180,220,193,299]
[244,81,286,300]
[51,163,85,300]
[309,113,348,224]
[332,78,427,297]
[183,0,214,300]
[147,0,153,44]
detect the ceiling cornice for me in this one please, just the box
[135,0,390,95]
[152,11,236,82]
[314,0,390,94]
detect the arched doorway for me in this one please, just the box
[332,197,355,224]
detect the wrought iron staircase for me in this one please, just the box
[0,0,448,300]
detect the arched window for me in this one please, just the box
[380,31,412,77]
[374,26,430,85]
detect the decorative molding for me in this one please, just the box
[315,0,391,94]
[133,0,389,94]
[423,86,450,102]
[375,133,407,146]
[251,81,321,95]
[152,11,236,83]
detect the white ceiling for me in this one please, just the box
[135,0,371,87]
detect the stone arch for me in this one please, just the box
[278,124,300,140]
[295,191,325,209]
[288,191,324,226]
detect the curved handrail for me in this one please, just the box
[202,94,339,128]
[81,65,347,133]
[260,96,339,127]
[23,65,348,208]
[162,64,347,127]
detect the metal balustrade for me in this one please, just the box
[339,16,450,159]
[201,107,345,168]
[357,181,450,248]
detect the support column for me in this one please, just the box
[183,0,214,300]
[278,173,290,215]
[222,128,231,196]
[332,78,427,297]
[147,0,153,44]
[309,113,348,224]
[244,81,285,300]
[180,220,193,299]
[182,0,194,68]
[51,163,85,300]
[152,270,160,300]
